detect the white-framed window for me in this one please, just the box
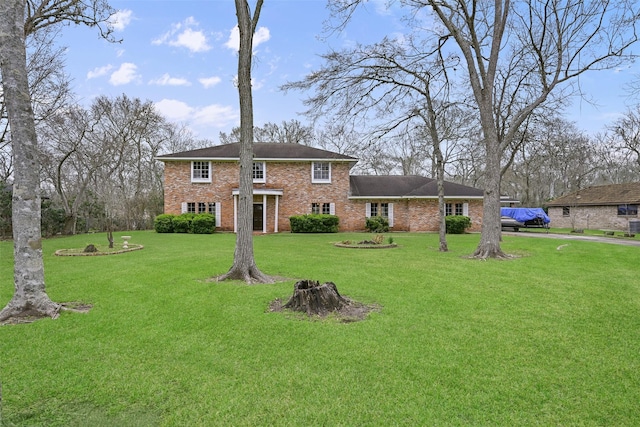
[445,202,467,216]
[183,201,221,227]
[253,162,266,183]
[198,202,207,213]
[187,202,196,213]
[365,202,394,227]
[312,162,331,183]
[311,202,335,215]
[191,161,211,183]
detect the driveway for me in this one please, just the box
[502,231,640,247]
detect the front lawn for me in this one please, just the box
[1,231,639,425]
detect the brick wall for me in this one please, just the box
[163,160,484,233]
[548,205,637,231]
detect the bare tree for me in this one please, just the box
[219,119,314,145]
[0,0,115,322]
[218,0,273,283]
[284,31,471,251]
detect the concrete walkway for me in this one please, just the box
[503,231,640,247]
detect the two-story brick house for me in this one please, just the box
[156,142,484,233]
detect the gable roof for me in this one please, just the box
[349,175,484,199]
[156,142,357,162]
[546,182,640,207]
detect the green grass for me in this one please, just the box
[1,231,639,426]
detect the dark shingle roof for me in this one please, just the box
[546,183,640,206]
[350,175,483,199]
[157,142,357,162]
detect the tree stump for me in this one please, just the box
[283,280,348,316]
[83,244,98,253]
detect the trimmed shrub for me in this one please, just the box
[154,214,175,233]
[290,214,339,233]
[365,216,389,233]
[173,213,195,233]
[191,213,216,234]
[445,215,471,234]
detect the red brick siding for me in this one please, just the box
[162,160,483,232]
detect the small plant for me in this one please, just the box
[365,216,389,233]
[372,234,384,244]
[387,236,394,245]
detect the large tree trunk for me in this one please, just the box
[472,140,508,259]
[218,0,272,284]
[0,0,60,322]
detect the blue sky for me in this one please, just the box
[55,0,639,142]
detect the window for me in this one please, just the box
[187,202,196,213]
[208,203,216,215]
[312,202,334,215]
[365,202,394,227]
[370,203,378,217]
[562,207,570,217]
[618,204,638,216]
[445,203,465,216]
[253,162,266,183]
[312,162,331,183]
[191,161,211,183]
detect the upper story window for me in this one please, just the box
[312,162,331,183]
[253,162,266,183]
[191,161,211,183]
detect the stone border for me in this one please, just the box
[55,244,144,256]
[333,243,398,249]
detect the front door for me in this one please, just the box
[253,203,263,231]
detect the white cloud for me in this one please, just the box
[109,63,139,86]
[149,73,191,86]
[225,25,271,51]
[109,9,133,31]
[199,76,222,88]
[153,17,211,53]
[87,64,113,79]
[155,99,238,129]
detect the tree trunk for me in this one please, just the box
[218,0,272,284]
[0,0,60,322]
[472,140,508,259]
[283,280,348,316]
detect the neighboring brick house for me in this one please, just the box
[546,182,640,231]
[156,143,485,233]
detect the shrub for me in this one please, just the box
[154,214,175,233]
[365,216,389,233]
[445,215,471,234]
[289,214,339,233]
[173,213,195,233]
[191,213,216,234]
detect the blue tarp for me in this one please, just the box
[500,208,550,224]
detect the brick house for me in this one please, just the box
[546,182,640,231]
[156,143,485,233]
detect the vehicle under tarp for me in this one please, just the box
[501,208,550,227]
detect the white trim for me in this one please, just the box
[156,156,356,163]
[463,202,469,216]
[365,202,371,218]
[349,196,483,200]
[329,203,335,215]
[233,195,238,233]
[232,188,283,196]
[274,195,279,233]
[215,202,221,227]
[190,161,212,183]
[262,194,267,233]
[388,203,394,227]
[181,202,187,214]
